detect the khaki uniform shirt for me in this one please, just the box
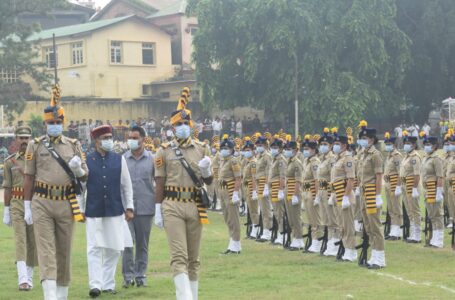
[2,152,25,189]
[242,158,257,184]
[296,152,305,164]
[24,135,88,186]
[268,154,287,183]
[255,151,272,179]
[445,153,455,180]
[355,149,364,180]
[318,152,335,182]
[154,139,210,187]
[218,156,241,181]
[211,152,221,180]
[421,152,443,183]
[399,150,421,178]
[359,145,383,186]
[384,149,402,177]
[331,151,355,182]
[286,156,303,183]
[303,156,320,182]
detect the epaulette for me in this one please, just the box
[194,140,206,147]
[161,142,170,149]
[34,136,46,143]
[67,137,78,144]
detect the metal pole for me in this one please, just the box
[295,54,299,137]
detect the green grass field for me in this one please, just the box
[1,207,455,300]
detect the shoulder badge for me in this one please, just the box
[411,159,416,165]
[161,142,170,149]
[34,136,45,143]
[155,156,163,168]
[346,162,352,168]
[25,152,33,161]
[312,165,318,171]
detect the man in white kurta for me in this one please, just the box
[82,125,134,298]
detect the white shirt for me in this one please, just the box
[212,120,222,131]
[236,121,242,133]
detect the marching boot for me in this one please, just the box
[57,286,69,300]
[42,280,57,300]
[257,229,271,242]
[389,225,401,240]
[368,250,386,269]
[307,239,321,253]
[430,230,444,248]
[323,239,337,256]
[414,223,422,243]
[190,281,198,300]
[406,225,416,242]
[174,273,193,300]
[288,238,303,251]
[26,265,34,288]
[17,261,29,290]
[342,249,357,262]
[249,225,259,239]
[273,233,284,245]
[222,239,240,254]
[367,249,376,266]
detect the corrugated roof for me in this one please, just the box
[28,15,133,41]
[147,0,186,19]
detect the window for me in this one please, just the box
[110,41,122,64]
[72,42,84,65]
[190,27,198,35]
[142,43,155,65]
[142,84,152,96]
[44,46,58,69]
[160,91,170,99]
[0,67,18,83]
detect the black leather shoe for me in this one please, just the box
[102,289,117,295]
[122,280,135,288]
[89,288,101,298]
[367,264,384,270]
[287,247,302,251]
[135,278,145,287]
[221,249,241,255]
[388,236,401,241]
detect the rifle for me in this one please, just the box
[383,208,391,238]
[451,220,455,250]
[257,211,264,239]
[318,225,329,255]
[244,207,252,238]
[444,204,450,227]
[401,202,410,241]
[271,215,278,243]
[282,202,292,248]
[335,240,345,261]
[356,228,369,267]
[424,208,433,246]
[239,198,246,216]
[210,190,217,211]
[303,225,312,252]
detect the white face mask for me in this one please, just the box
[175,124,190,139]
[243,150,253,158]
[319,145,329,154]
[403,144,413,153]
[358,139,368,148]
[220,149,231,157]
[256,146,265,153]
[333,144,342,154]
[127,139,140,151]
[385,144,394,152]
[284,150,294,158]
[211,148,217,155]
[424,145,433,154]
[101,139,114,152]
[443,144,450,152]
[270,148,279,157]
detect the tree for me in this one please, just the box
[188,0,411,132]
[0,0,67,120]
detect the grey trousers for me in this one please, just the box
[122,215,153,282]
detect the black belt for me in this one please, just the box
[164,190,200,201]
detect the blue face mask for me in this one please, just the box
[233,151,240,157]
[284,150,294,158]
[256,146,265,153]
[47,124,63,137]
[385,144,394,152]
[270,148,279,157]
[424,145,433,154]
[220,149,231,157]
[243,150,253,158]
[449,144,455,152]
[358,139,368,148]
[333,144,342,154]
[127,139,139,151]
[403,144,413,153]
[319,145,329,154]
[303,150,311,158]
[175,124,190,139]
[211,148,217,155]
[101,139,114,152]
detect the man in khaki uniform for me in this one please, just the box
[23,85,88,300]
[445,134,455,233]
[330,132,357,262]
[284,139,304,250]
[301,136,323,253]
[399,133,422,243]
[358,125,385,269]
[218,136,242,254]
[268,138,288,245]
[242,139,260,239]
[3,126,38,291]
[154,88,213,300]
[383,133,403,240]
[441,133,454,228]
[255,136,274,242]
[421,135,445,248]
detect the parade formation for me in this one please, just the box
[2,85,455,300]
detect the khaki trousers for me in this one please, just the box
[272,201,284,233]
[219,188,241,241]
[354,193,362,222]
[10,198,38,265]
[258,195,273,229]
[321,190,341,240]
[385,184,403,226]
[284,198,302,239]
[162,200,202,281]
[246,190,259,225]
[303,191,323,239]
[425,201,444,230]
[32,197,74,286]
[337,192,356,249]
[446,181,455,219]
[403,191,421,226]
[360,197,385,251]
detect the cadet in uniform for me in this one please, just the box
[400,131,422,243]
[284,138,304,250]
[2,126,38,291]
[330,131,357,262]
[218,135,242,254]
[420,133,444,248]
[255,135,274,242]
[23,85,88,300]
[154,88,213,300]
[301,135,323,253]
[445,133,455,232]
[242,138,260,239]
[268,137,288,245]
[442,132,454,228]
[318,128,340,256]
[358,124,385,269]
[383,132,403,240]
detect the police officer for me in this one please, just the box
[445,132,455,232]
[242,138,260,239]
[421,133,444,248]
[284,138,304,250]
[330,130,357,262]
[400,131,422,243]
[218,135,242,254]
[2,126,38,291]
[383,132,403,240]
[358,123,385,269]
[23,85,88,300]
[154,88,213,300]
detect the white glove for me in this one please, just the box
[354,187,360,196]
[314,194,321,206]
[232,191,240,204]
[198,156,212,178]
[24,201,33,225]
[278,190,285,201]
[3,207,11,226]
[291,195,299,206]
[412,187,419,198]
[376,194,383,208]
[68,156,85,177]
[436,187,444,203]
[341,195,351,209]
[154,203,164,229]
[328,193,335,206]
[262,185,269,197]
[252,190,258,201]
[394,185,402,196]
